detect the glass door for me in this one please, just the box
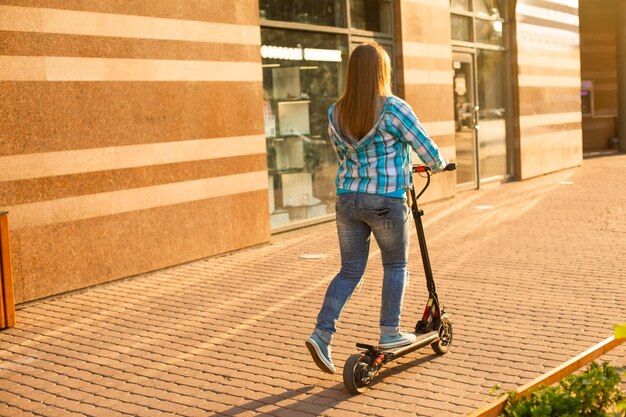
[453,52,479,189]
[476,49,508,182]
[450,0,510,187]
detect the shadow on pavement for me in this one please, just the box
[213,354,440,416]
[373,352,440,384]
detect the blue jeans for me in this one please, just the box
[314,193,411,344]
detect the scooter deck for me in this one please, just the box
[356,330,438,360]
[385,331,438,359]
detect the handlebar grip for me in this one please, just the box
[412,166,431,173]
[412,163,457,173]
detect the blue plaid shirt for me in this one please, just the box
[329,96,448,195]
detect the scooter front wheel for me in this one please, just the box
[343,354,373,394]
[431,315,453,355]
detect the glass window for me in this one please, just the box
[477,50,507,179]
[475,18,504,46]
[473,0,504,18]
[259,0,346,27]
[453,57,478,186]
[451,14,473,42]
[450,0,471,11]
[350,0,392,33]
[452,0,506,46]
[261,29,348,228]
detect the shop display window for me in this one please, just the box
[261,28,348,228]
[260,0,394,229]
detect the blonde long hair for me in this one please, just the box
[336,42,392,139]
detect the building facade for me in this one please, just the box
[0,0,623,305]
[579,0,620,150]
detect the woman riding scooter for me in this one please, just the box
[305,42,449,374]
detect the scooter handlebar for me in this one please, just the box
[412,163,457,173]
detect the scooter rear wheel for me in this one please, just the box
[431,315,453,355]
[343,354,373,394]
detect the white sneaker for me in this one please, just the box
[379,331,417,349]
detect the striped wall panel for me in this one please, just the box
[0,2,268,304]
[514,0,583,179]
[395,0,456,202]
[579,0,619,150]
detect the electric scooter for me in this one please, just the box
[343,162,457,394]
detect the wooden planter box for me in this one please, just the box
[0,212,15,329]
[468,335,626,417]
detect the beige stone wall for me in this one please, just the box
[0,1,269,304]
[394,0,456,203]
[513,0,583,179]
[579,0,619,150]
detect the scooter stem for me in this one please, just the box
[409,174,440,306]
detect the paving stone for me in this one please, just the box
[2,155,626,417]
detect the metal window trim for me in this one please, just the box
[350,35,394,45]
[271,214,336,235]
[260,19,350,34]
[475,15,504,23]
[452,41,507,51]
[349,28,394,38]
[451,10,475,18]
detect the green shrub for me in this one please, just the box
[500,362,626,417]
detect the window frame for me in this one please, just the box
[450,1,507,52]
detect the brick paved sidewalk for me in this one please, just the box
[1,155,625,417]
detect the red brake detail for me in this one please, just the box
[374,354,385,367]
